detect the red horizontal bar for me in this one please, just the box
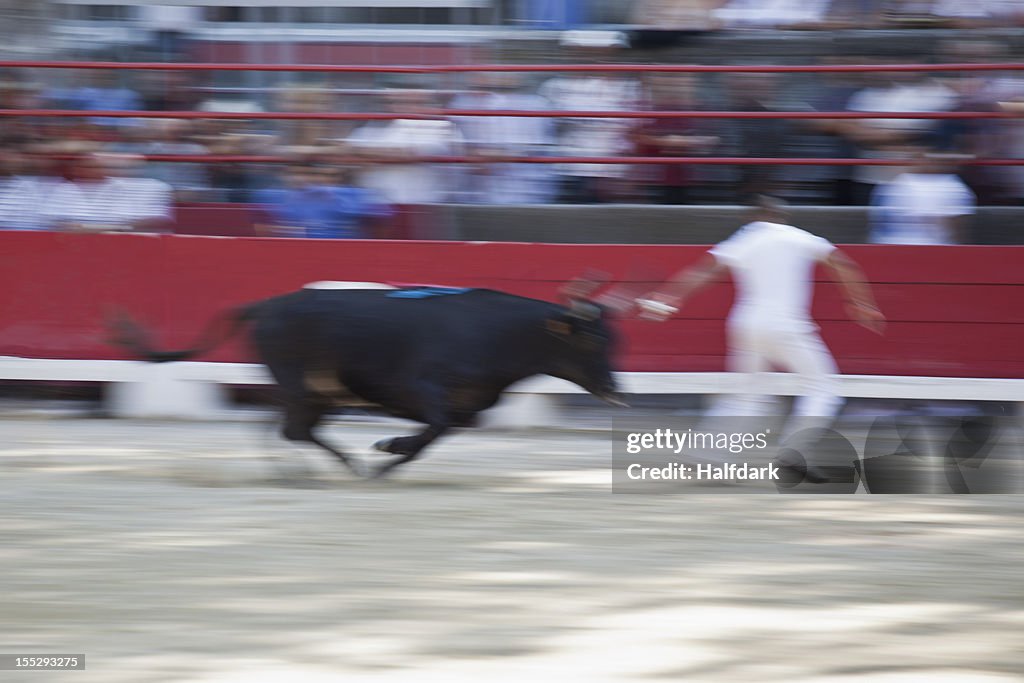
[3,60,1024,73]
[39,154,1024,166]
[0,109,1015,120]
[0,109,427,120]
[444,110,1014,119]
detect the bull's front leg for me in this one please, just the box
[370,380,451,478]
[371,423,449,478]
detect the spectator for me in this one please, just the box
[0,71,46,149]
[45,153,172,233]
[714,0,839,28]
[255,162,390,240]
[938,39,1022,205]
[629,0,721,48]
[881,0,1024,28]
[450,72,558,204]
[806,57,874,205]
[106,118,210,202]
[539,30,642,203]
[631,74,718,204]
[347,89,463,239]
[838,65,956,205]
[275,84,345,158]
[137,70,200,111]
[194,119,276,202]
[869,150,976,244]
[724,72,788,200]
[138,4,201,61]
[62,71,143,129]
[0,147,61,230]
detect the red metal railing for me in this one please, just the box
[4,60,1023,166]
[3,60,1024,73]
[34,155,1024,166]
[0,109,1017,120]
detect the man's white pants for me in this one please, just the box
[708,321,843,424]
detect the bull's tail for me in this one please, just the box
[107,304,260,363]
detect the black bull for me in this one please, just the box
[111,286,625,478]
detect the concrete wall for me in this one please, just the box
[445,206,1024,245]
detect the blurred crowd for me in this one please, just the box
[626,0,1024,34]
[3,30,1024,242]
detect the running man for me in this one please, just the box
[638,196,885,471]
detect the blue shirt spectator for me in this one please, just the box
[50,72,143,128]
[257,164,391,239]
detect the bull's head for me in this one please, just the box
[547,273,628,408]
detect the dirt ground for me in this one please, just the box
[1,417,1022,683]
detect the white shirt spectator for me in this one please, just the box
[108,139,210,198]
[45,177,173,231]
[714,0,832,27]
[869,172,976,244]
[846,80,956,186]
[347,119,463,205]
[538,75,642,179]
[930,0,1023,19]
[452,91,555,151]
[632,0,720,29]
[711,221,836,331]
[0,175,61,230]
[450,89,557,204]
[138,5,201,31]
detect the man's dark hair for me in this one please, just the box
[746,194,791,222]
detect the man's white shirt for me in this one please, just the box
[0,176,62,230]
[710,221,836,331]
[45,177,173,229]
[845,82,956,186]
[537,75,641,178]
[869,172,976,244]
[347,119,463,205]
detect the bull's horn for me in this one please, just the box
[559,270,611,303]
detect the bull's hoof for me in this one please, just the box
[372,437,418,456]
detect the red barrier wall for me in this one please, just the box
[1,232,1021,378]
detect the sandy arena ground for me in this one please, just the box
[1,417,1022,683]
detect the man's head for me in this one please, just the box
[912,148,970,175]
[748,194,791,224]
[284,162,318,189]
[284,162,336,189]
[71,153,114,182]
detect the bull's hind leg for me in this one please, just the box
[281,398,362,477]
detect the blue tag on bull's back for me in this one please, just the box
[386,286,473,299]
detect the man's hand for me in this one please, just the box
[636,293,680,321]
[846,300,886,335]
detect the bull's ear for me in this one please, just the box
[546,318,572,336]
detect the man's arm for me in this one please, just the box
[638,252,727,320]
[825,249,886,334]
